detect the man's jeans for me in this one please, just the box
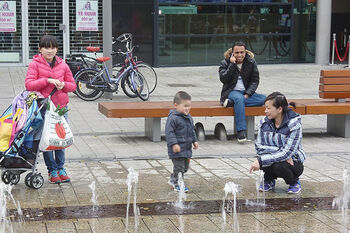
[43,149,65,173]
[227,90,266,132]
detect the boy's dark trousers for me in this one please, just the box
[261,161,304,185]
[170,158,190,185]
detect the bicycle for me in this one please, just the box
[112,33,157,97]
[73,46,150,101]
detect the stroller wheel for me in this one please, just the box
[1,171,10,184]
[25,172,33,188]
[30,174,44,189]
[8,173,20,185]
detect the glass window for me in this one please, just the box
[0,1,22,63]
[157,0,315,65]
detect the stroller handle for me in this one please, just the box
[49,87,57,97]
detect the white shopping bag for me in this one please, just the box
[39,100,74,151]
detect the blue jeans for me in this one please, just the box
[227,90,266,132]
[43,149,65,173]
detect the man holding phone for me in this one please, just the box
[219,41,266,143]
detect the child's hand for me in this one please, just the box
[48,78,64,90]
[193,142,199,150]
[172,144,181,153]
[57,81,65,90]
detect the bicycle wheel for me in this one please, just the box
[75,69,105,101]
[134,62,157,94]
[120,69,138,98]
[132,71,150,101]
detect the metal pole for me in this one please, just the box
[103,0,113,100]
[348,35,350,68]
[331,33,335,65]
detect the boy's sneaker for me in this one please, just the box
[288,180,301,194]
[168,178,176,188]
[48,170,61,184]
[223,99,234,108]
[174,185,189,193]
[58,168,70,183]
[237,130,248,143]
[259,179,276,192]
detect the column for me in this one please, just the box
[315,0,332,65]
[103,0,113,99]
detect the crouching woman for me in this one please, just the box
[249,92,306,194]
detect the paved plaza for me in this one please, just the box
[1,63,350,232]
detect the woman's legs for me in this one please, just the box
[262,161,304,185]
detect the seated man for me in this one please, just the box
[219,41,265,143]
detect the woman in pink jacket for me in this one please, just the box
[25,35,76,184]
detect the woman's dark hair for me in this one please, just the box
[39,35,58,49]
[264,92,296,114]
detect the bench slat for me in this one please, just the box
[320,70,350,77]
[319,84,350,92]
[319,92,350,99]
[320,77,350,84]
[305,101,350,114]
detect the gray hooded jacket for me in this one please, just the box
[165,109,197,159]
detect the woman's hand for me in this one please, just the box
[286,157,294,166]
[249,159,260,173]
[193,142,199,150]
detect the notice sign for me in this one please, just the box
[0,1,16,32]
[76,0,98,31]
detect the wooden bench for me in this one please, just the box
[319,70,350,101]
[98,69,350,141]
[98,98,350,141]
[318,69,350,137]
[98,101,307,141]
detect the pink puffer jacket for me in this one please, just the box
[25,54,76,107]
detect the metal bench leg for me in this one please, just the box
[327,114,350,138]
[233,116,255,140]
[246,116,255,140]
[145,118,161,142]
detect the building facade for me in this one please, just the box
[0,0,349,67]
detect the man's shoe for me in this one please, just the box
[174,185,189,193]
[259,179,276,192]
[223,99,233,108]
[48,170,61,184]
[58,168,70,183]
[287,180,301,194]
[237,130,247,143]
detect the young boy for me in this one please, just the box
[165,91,199,192]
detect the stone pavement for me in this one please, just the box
[0,64,350,232]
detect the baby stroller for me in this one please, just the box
[0,90,55,189]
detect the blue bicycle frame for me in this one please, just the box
[75,51,140,92]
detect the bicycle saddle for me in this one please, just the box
[96,57,110,62]
[86,46,100,52]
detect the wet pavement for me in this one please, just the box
[1,64,350,232]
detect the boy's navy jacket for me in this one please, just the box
[255,108,306,168]
[165,109,197,159]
